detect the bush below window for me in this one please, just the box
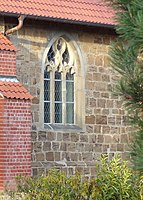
[11,155,143,199]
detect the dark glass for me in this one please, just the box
[47,47,55,62]
[55,71,61,80]
[62,48,69,64]
[44,70,50,79]
[66,72,74,80]
[44,102,50,123]
[44,80,50,101]
[55,103,62,123]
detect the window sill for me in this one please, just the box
[44,124,84,133]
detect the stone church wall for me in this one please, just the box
[1,19,132,177]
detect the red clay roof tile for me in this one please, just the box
[0,81,33,100]
[0,0,115,26]
[0,32,16,52]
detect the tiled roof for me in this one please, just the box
[0,0,115,26]
[0,32,16,52]
[0,81,33,100]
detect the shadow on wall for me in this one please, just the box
[8,34,47,128]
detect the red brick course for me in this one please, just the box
[0,50,16,76]
[0,99,32,190]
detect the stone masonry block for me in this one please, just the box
[96,135,104,143]
[80,135,88,142]
[85,115,95,124]
[102,126,110,134]
[33,142,42,152]
[117,144,124,152]
[35,153,44,161]
[47,132,56,141]
[89,98,96,107]
[113,135,120,143]
[94,125,101,133]
[82,153,93,162]
[96,115,107,124]
[63,133,70,141]
[88,134,96,143]
[97,99,106,108]
[67,143,76,152]
[38,131,47,141]
[84,143,93,152]
[43,142,51,151]
[52,142,60,151]
[86,125,94,133]
[31,131,37,141]
[121,134,128,143]
[71,133,79,142]
[102,144,110,152]
[46,152,54,161]
[104,135,112,143]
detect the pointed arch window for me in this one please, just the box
[44,37,76,125]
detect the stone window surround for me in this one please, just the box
[44,37,75,124]
[39,32,86,131]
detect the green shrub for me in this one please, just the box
[96,155,140,200]
[16,170,98,200]
[16,155,142,200]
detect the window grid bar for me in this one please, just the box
[44,78,50,81]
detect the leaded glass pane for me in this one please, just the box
[55,71,61,80]
[47,47,55,62]
[62,47,69,64]
[66,81,74,102]
[44,70,50,124]
[44,80,50,101]
[55,81,62,101]
[66,103,74,124]
[44,102,50,123]
[55,103,62,123]
[66,72,74,124]
[55,71,62,102]
[66,72,74,80]
[44,70,50,79]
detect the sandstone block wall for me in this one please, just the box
[2,19,132,177]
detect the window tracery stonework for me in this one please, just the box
[45,37,76,74]
[44,37,76,125]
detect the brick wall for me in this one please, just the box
[0,98,31,190]
[0,98,4,190]
[0,50,16,76]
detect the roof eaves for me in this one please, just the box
[1,12,115,29]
